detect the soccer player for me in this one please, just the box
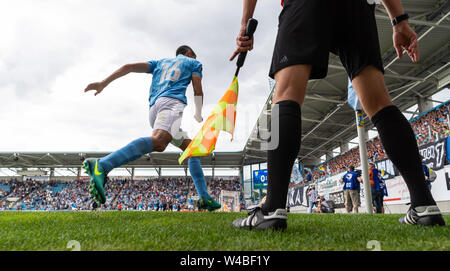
[82,45,221,212]
[231,0,445,229]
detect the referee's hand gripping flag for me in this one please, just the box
[347,78,362,111]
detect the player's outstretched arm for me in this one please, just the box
[230,0,257,61]
[192,74,203,123]
[382,0,419,62]
[84,62,150,96]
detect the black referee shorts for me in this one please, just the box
[269,0,385,80]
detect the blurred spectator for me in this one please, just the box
[340,165,362,213]
[369,162,387,214]
[306,185,318,214]
[313,196,334,213]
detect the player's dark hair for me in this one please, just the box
[348,165,355,171]
[176,45,196,57]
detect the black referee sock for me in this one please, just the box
[262,100,302,214]
[371,105,436,208]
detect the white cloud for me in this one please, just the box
[0,0,281,153]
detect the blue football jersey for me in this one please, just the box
[147,54,202,106]
[342,171,360,190]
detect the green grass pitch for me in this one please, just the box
[0,211,449,251]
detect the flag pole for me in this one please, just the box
[355,110,373,214]
[235,18,258,77]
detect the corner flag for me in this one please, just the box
[178,77,239,164]
[178,18,258,165]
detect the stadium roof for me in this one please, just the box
[242,0,450,167]
[0,151,245,170]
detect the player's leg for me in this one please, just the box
[83,130,170,204]
[98,129,170,172]
[83,98,175,204]
[169,95,220,211]
[82,136,153,204]
[176,138,221,211]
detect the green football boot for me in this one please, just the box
[82,158,107,204]
[197,197,221,212]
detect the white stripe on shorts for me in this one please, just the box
[149,97,188,147]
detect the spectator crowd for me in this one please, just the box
[411,102,450,146]
[0,177,241,211]
[1,102,448,210]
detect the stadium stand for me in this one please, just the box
[304,101,449,183]
[411,101,450,146]
[0,102,447,211]
[0,177,240,211]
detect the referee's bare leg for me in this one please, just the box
[272,65,311,105]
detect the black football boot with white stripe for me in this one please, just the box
[399,205,445,226]
[232,206,287,231]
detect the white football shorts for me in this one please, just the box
[149,97,189,148]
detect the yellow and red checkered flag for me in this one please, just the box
[178,76,238,164]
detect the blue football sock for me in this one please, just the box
[188,157,211,199]
[99,137,153,173]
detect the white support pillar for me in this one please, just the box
[50,168,55,181]
[417,96,433,114]
[325,151,333,161]
[356,110,373,214]
[340,142,349,154]
[77,167,81,181]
